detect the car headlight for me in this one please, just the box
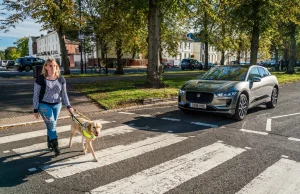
[179,89,186,95]
[216,91,238,97]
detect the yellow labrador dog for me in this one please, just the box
[69,115,102,162]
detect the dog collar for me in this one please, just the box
[82,122,96,139]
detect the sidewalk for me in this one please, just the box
[0,104,100,129]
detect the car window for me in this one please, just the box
[199,66,248,81]
[263,68,270,76]
[258,67,268,77]
[248,67,261,80]
[26,58,32,62]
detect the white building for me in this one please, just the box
[36,31,61,64]
[36,31,80,67]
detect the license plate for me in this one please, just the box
[190,103,206,109]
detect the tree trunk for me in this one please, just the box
[204,40,208,70]
[204,12,209,70]
[57,26,70,75]
[287,23,296,74]
[115,39,124,74]
[220,50,225,65]
[237,50,241,64]
[147,0,162,88]
[250,1,260,65]
[274,47,279,65]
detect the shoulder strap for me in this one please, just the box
[36,75,46,86]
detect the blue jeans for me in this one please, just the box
[38,103,62,141]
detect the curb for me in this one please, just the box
[0,101,177,130]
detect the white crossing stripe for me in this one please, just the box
[240,129,268,135]
[0,120,111,145]
[191,122,218,128]
[118,112,135,115]
[90,142,245,194]
[237,158,300,194]
[161,117,181,121]
[43,134,188,179]
[11,125,136,158]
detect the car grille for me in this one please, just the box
[186,92,214,103]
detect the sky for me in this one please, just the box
[0,1,47,51]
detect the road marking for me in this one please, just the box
[240,129,268,135]
[11,125,136,158]
[281,155,289,158]
[3,150,10,153]
[43,134,188,179]
[271,112,300,119]
[118,112,135,115]
[237,158,300,194]
[0,120,111,145]
[288,137,300,142]
[161,117,181,122]
[139,115,156,118]
[191,122,218,128]
[28,168,37,172]
[266,119,272,131]
[45,179,54,183]
[245,147,252,150]
[90,142,246,194]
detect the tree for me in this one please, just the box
[0,50,5,60]
[0,0,83,75]
[230,0,281,65]
[4,47,21,60]
[14,37,28,57]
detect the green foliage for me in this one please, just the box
[4,47,21,60]
[14,37,29,57]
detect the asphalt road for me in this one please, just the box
[1,81,300,193]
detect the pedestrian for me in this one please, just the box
[33,58,73,157]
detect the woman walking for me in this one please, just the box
[33,59,73,157]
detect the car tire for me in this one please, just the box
[190,66,194,70]
[24,66,31,72]
[18,69,23,72]
[181,68,184,70]
[233,93,248,120]
[266,87,278,109]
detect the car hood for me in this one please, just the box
[182,80,238,93]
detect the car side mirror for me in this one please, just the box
[251,77,261,82]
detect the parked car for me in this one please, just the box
[1,60,8,67]
[6,60,15,69]
[14,57,45,72]
[173,60,181,68]
[178,65,279,120]
[181,59,203,70]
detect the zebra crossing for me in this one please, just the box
[1,116,300,194]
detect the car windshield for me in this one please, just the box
[199,66,248,81]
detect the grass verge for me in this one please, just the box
[74,75,197,109]
[74,71,300,110]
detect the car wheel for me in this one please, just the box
[233,93,248,120]
[18,69,23,72]
[24,66,31,72]
[190,66,194,70]
[266,87,278,109]
[181,68,184,70]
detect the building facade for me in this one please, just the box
[36,31,80,67]
[28,36,39,57]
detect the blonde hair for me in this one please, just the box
[41,59,61,77]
